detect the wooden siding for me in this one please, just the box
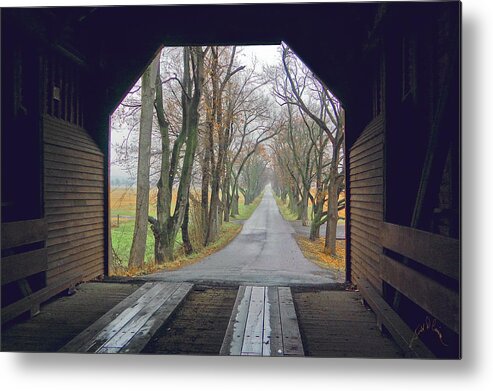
[44,115,104,288]
[349,115,384,292]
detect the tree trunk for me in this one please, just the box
[298,188,309,226]
[128,55,160,269]
[223,173,231,222]
[231,185,239,216]
[181,198,193,255]
[153,224,175,264]
[324,172,339,256]
[201,147,211,245]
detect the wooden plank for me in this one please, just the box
[44,115,96,142]
[44,159,103,175]
[351,213,381,230]
[350,177,383,188]
[350,133,384,159]
[48,239,102,262]
[96,283,180,353]
[45,168,104,182]
[220,286,252,356]
[350,206,382,221]
[241,286,265,356]
[1,248,48,285]
[351,235,381,261]
[47,251,103,278]
[46,205,103,215]
[350,182,383,193]
[45,133,102,155]
[350,158,383,176]
[351,228,379,245]
[47,228,104,247]
[45,153,103,171]
[45,176,103,188]
[47,234,103,256]
[45,192,104,201]
[351,116,383,146]
[381,222,460,281]
[47,260,103,287]
[60,282,156,352]
[60,282,192,354]
[350,167,383,182]
[48,222,104,238]
[265,286,284,357]
[1,219,47,249]
[45,143,104,163]
[350,193,383,203]
[45,198,104,208]
[46,184,104,194]
[59,283,163,352]
[350,143,383,167]
[47,246,103,271]
[350,219,380,237]
[278,287,304,356]
[351,250,381,289]
[380,255,460,334]
[1,271,84,324]
[357,277,435,358]
[47,216,103,230]
[48,214,103,233]
[120,283,193,353]
[350,200,383,213]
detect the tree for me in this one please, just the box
[280,44,345,255]
[201,46,245,246]
[148,46,206,264]
[128,53,160,269]
[270,44,345,255]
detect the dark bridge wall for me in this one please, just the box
[345,3,461,357]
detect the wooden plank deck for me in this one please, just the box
[220,286,304,357]
[59,282,193,354]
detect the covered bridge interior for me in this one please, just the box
[1,2,460,357]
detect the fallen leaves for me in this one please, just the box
[295,234,346,279]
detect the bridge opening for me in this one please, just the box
[1,3,459,358]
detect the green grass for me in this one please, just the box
[111,220,156,266]
[274,196,299,221]
[111,193,263,273]
[232,193,263,221]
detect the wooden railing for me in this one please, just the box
[380,222,460,334]
[1,218,48,322]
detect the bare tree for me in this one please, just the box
[148,46,206,263]
[272,44,345,255]
[128,53,160,268]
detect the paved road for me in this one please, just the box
[144,187,338,286]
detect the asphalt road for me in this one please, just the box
[144,187,338,286]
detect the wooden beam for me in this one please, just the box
[380,255,459,334]
[241,286,265,356]
[357,278,435,358]
[1,248,48,285]
[220,285,252,356]
[1,272,83,324]
[381,222,459,281]
[60,282,193,353]
[220,286,303,357]
[278,287,304,356]
[1,219,47,250]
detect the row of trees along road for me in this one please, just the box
[113,46,279,268]
[112,44,345,268]
[269,44,345,256]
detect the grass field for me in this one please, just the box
[110,187,262,275]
